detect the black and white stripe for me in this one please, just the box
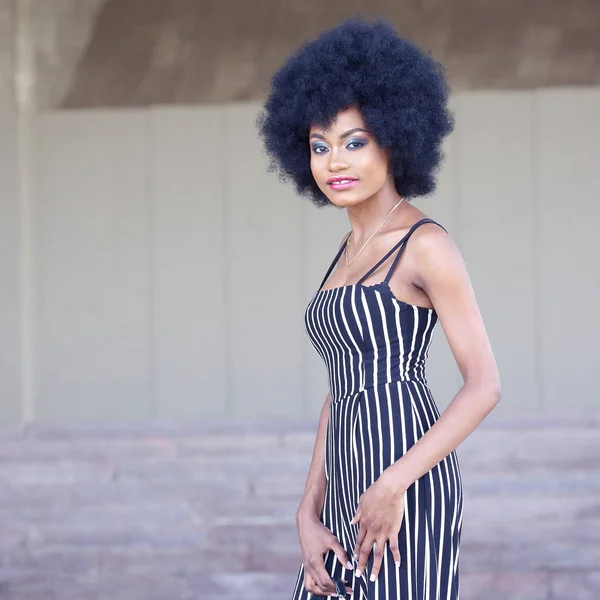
[293,220,463,600]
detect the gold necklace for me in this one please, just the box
[345,198,404,267]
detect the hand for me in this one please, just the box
[350,472,405,582]
[297,511,354,597]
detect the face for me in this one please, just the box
[309,107,393,208]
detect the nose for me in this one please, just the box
[327,148,349,172]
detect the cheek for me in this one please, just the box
[362,151,389,186]
[310,157,330,192]
[309,155,320,179]
[310,152,325,172]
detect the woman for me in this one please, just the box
[258,17,500,600]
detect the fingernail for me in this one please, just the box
[395,560,401,568]
[370,573,376,582]
[346,561,354,569]
[355,569,362,578]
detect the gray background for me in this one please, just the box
[1,91,599,423]
[1,0,599,424]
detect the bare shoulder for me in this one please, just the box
[405,219,499,395]
[407,221,466,289]
[410,220,457,255]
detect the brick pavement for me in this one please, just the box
[0,416,599,600]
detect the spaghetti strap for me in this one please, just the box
[383,218,446,283]
[356,218,446,285]
[318,233,351,291]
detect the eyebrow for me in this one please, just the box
[309,127,369,140]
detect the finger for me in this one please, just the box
[329,537,354,570]
[353,521,368,558]
[304,571,331,596]
[308,558,337,594]
[305,570,333,596]
[389,537,402,568]
[350,504,361,525]
[369,538,387,582]
[355,532,376,578]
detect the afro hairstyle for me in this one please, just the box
[257,17,454,207]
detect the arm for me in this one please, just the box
[383,225,500,492]
[351,224,500,581]
[295,392,354,597]
[296,391,330,521]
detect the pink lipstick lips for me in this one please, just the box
[327,176,358,191]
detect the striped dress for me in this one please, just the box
[292,219,463,600]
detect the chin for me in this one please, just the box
[324,191,369,208]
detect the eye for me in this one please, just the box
[346,139,366,150]
[311,144,329,155]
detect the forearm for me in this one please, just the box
[384,379,500,492]
[296,392,331,521]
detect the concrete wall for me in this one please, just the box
[0,0,20,423]
[0,88,599,424]
[4,1,600,109]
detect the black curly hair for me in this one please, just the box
[257,17,454,207]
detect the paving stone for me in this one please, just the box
[0,526,27,552]
[0,459,113,485]
[26,522,207,551]
[2,587,60,600]
[458,426,600,474]
[207,523,300,571]
[462,495,600,544]
[97,546,248,576]
[2,547,99,578]
[461,539,600,573]
[0,417,598,599]
[0,438,177,461]
[114,454,309,487]
[249,470,308,499]
[0,480,250,516]
[0,426,25,440]
[26,418,317,439]
[114,457,247,485]
[187,571,298,597]
[48,573,194,600]
[279,431,319,453]
[460,571,551,600]
[549,570,600,600]
[189,495,298,524]
[25,421,213,439]
[176,433,281,456]
[0,482,182,521]
[464,469,600,495]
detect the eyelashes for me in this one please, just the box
[310,138,368,154]
[346,139,366,150]
[311,144,328,154]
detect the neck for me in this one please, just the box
[347,186,405,243]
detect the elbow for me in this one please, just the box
[490,379,501,406]
[466,373,501,410]
[484,375,501,408]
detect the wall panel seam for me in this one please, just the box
[531,91,543,413]
[223,106,233,414]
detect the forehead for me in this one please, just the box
[309,106,366,135]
